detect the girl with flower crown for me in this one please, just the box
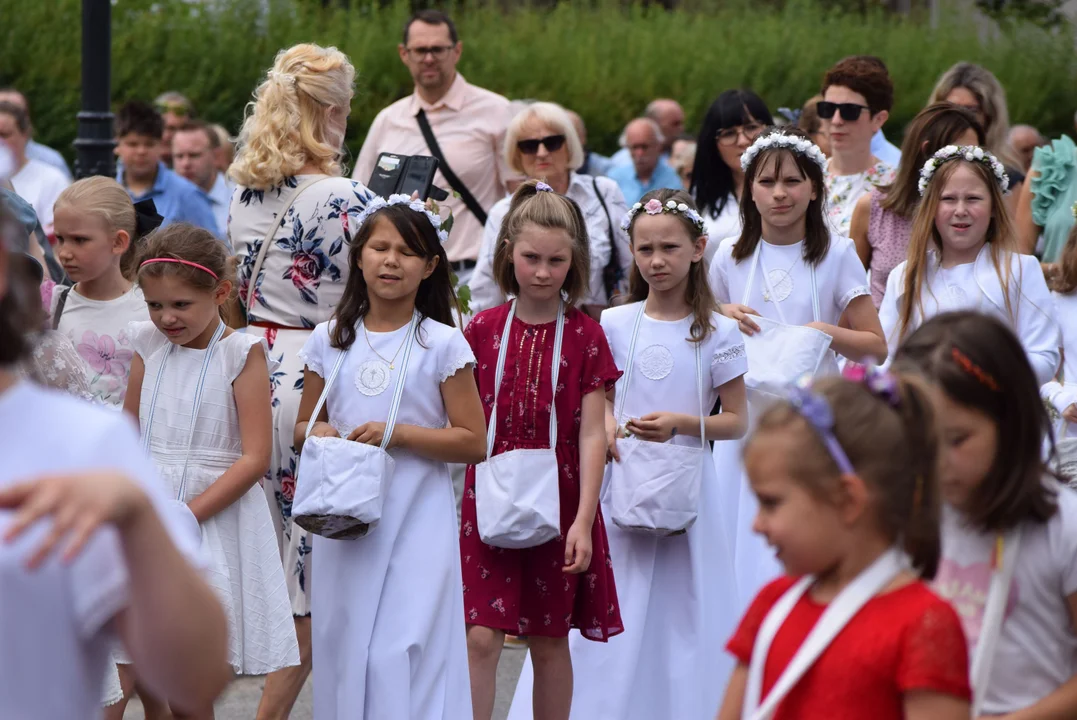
[878,145,1060,385]
[707,127,887,609]
[293,195,487,718]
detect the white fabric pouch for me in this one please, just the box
[475,300,564,549]
[293,314,418,540]
[607,303,705,536]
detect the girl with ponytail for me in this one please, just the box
[717,369,971,720]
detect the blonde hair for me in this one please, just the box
[898,159,1017,340]
[504,102,585,177]
[229,43,354,190]
[928,63,1018,169]
[54,177,140,277]
[493,180,591,306]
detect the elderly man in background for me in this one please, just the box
[610,98,685,168]
[608,117,683,204]
[0,88,72,180]
[568,110,613,178]
[354,9,514,285]
[172,121,233,241]
[1008,124,1046,174]
[154,91,195,168]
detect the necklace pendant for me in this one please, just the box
[762,291,771,302]
[389,363,395,370]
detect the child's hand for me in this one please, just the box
[724,304,761,336]
[605,413,621,463]
[0,472,150,569]
[563,520,593,574]
[626,412,681,442]
[1064,404,1077,425]
[348,421,387,447]
[308,422,340,439]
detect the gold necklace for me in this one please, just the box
[363,323,408,370]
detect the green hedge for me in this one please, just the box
[2,0,1075,164]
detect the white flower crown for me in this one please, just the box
[740,132,828,173]
[918,145,1009,196]
[354,194,449,244]
[620,198,705,235]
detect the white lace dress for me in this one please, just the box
[19,330,95,402]
[130,321,300,674]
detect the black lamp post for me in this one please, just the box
[74,0,114,180]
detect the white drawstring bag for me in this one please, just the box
[141,321,228,549]
[475,300,564,549]
[292,313,419,540]
[740,243,832,399]
[607,303,705,536]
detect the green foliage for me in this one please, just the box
[2,0,1076,163]
[976,0,1068,29]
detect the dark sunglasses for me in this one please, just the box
[517,135,566,155]
[816,101,871,122]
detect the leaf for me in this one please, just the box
[456,282,473,316]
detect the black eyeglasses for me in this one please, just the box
[717,123,764,146]
[404,45,455,61]
[517,135,566,155]
[816,101,871,122]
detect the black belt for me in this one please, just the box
[449,259,477,272]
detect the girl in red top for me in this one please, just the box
[718,369,971,720]
[461,180,622,720]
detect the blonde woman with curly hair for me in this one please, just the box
[227,42,376,719]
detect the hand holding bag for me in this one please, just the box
[607,303,706,536]
[475,300,565,549]
[292,313,419,540]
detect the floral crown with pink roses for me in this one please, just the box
[620,197,705,235]
[355,194,450,244]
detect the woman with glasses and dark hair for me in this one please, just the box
[690,89,773,262]
[469,102,632,317]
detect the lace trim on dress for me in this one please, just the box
[712,344,746,365]
[839,286,872,313]
[296,345,325,378]
[439,352,475,383]
[22,331,96,402]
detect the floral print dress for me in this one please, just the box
[826,158,895,236]
[229,174,374,615]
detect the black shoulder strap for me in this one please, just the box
[592,177,623,298]
[416,109,488,226]
[51,285,72,330]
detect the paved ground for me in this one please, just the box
[123,645,527,719]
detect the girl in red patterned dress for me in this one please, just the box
[718,369,971,720]
[461,180,622,720]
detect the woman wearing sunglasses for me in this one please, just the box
[690,89,774,264]
[819,56,896,236]
[468,101,632,317]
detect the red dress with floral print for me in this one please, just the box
[460,304,624,641]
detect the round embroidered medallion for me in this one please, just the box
[764,269,794,303]
[638,344,675,381]
[356,359,391,396]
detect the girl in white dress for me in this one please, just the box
[708,127,887,610]
[512,189,750,718]
[122,224,299,718]
[879,146,1060,384]
[1043,227,1077,477]
[294,196,486,719]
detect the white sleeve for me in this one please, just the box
[710,316,748,388]
[601,180,633,282]
[879,263,905,367]
[1051,488,1077,597]
[223,334,277,383]
[126,320,167,362]
[68,525,128,639]
[296,322,331,379]
[438,326,477,383]
[830,236,872,313]
[708,243,732,304]
[1015,255,1062,385]
[468,201,509,313]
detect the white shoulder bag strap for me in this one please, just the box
[970,529,1022,717]
[245,175,334,314]
[302,313,420,448]
[482,300,565,462]
[614,302,704,447]
[142,321,228,502]
[743,547,906,720]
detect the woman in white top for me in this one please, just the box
[709,127,886,609]
[878,146,1060,385]
[0,101,69,235]
[468,101,631,316]
[690,89,773,264]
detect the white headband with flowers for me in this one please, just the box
[621,198,706,235]
[355,194,449,244]
[918,145,1009,196]
[740,132,828,173]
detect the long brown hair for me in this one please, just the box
[623,188,717,343]
[750,372,943,579]
[733,127,831,266]
[893,311,1059,532]
[492,180,591,307]
[897,158,1017,342]
[880,104,986,219]
[1047,224,1077,295]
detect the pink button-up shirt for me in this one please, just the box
[353,73,514,262]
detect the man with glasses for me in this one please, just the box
[818,56,896,235]
[154,92,195,169]
[353,9,513,285]
[608,117,683,205]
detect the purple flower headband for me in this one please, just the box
[535,181,554,193]
[786,383,855,475]
[841,362,902,408]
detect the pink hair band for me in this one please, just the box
[140,258,219,279]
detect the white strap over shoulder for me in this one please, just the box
[970,529,1021,717]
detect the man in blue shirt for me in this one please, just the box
[113,101,218,234]
[608,118,683,205]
